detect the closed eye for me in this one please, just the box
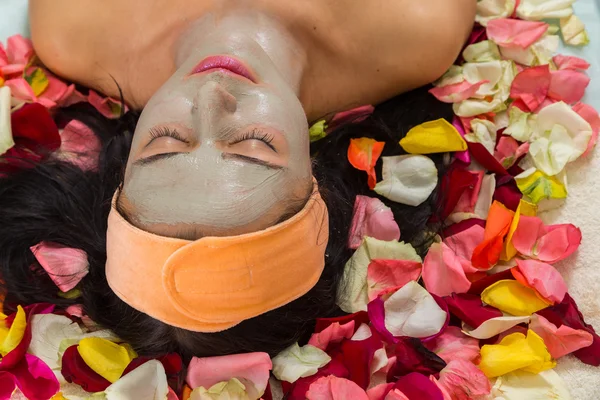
[228,128,276,152]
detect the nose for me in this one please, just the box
[191,80,237,127]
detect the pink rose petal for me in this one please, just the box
[4,78,37,102]
[88,90,128,119]
[573,102,600,157]
[422,243,471,297]
[186,352,272,397]
[349,196,401,249]
[308,321,356,351]
[553,55,590,71]
[437,360,491,400]
[367,259,422,301]
[328,105,375,132]
[306,376,369,400]
[548,70,590,104]
[429,81,488,104]
[0,42,8,65]
[384,389,410,400]
[367,383,394,400]
[514,259,567,304]
[494,136,530,169]
[60,120,102,171]
[423,326,481,364]
[451,117,471,164]
[39,73,70,104]
[6,35,34,65]
[510,65,551,112]
[530,314,594,359]
[512,216,582,263]
[12,354,60,400]
[30,242,89,292]
[487,19,549,48]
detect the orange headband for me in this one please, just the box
[105,181,329,332]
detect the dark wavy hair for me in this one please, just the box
[0,86,451,365]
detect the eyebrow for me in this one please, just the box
[133,152,284,170]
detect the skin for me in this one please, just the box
[29,0,477,238]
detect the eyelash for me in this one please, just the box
[148,127,190,144]
[229,128,276,151]
[148,127,276,151]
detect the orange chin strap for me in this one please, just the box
[105,181,329,332]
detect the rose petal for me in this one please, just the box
[387,338,447,379]
[491,369,571,400]
[4,78,36,102]
[367,259,422,301]
[513,259,567,304]
[77,338,136,383]
[383,281,447,338]
[443,293,504,329]
[0,86,13,156]
[61,345,111,392]
[472,201,515,270]
[28,314,84,370]
[59,120,102,172]
[399,119,467,154]
[553,55,590,71]
[348,138,385,189]
[429,81,489,104]
[463,41,502,63]
[481,279,550,316]
[0,305,26,356]
[422,242,471,297]
[423,326,481,364]
[12,354,60,400]
[105,360,168,400]
[5,35,33,65]
[0,371,17,400]
[487,19,548,48]
[475,0,517,26]
[308,321,356,351]
[349,196,401,249]
[374,155,438,206]
[272,343,331,383]
[338,237,421,313]
[30,242,89,292]
[502,199,538,261]
[306,376,369,400]
[437,360,492,400]
[512,215,581,263]
[479,330,555,378]
[186,352,271,398]
[537,293,600,366]
[560,14,589,46]
[548,70,590,104]
[572,102,600,157]
[393,373,444,400]
[462,315,531,340]
[509,65,551,112]
[516,0,575,20]
[529,313,594,359]
[515,168,568,204]
[88,90,128,119]
[328,105,374,131]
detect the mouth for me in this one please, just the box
[190,56,257,83]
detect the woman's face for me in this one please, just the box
[121,14,312,238]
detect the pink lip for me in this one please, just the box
[190,56,256,83]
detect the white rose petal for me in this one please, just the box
[384,281,447,338]
[374,155,438,207]
[272,343,331,383]
[516,0,575,20]
[0,86,14,156]
[492,369,572,399]
[105,360,169,400]
[462,316,531,339]
[476,0,517,26]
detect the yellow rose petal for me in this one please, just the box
[501,199,537,261]
[515,169,567,204]
[78,337,137,383]
[0,305,27,356]
[309,120,328,143]
[25,67,50,97]
[479,329,555,378]
[400,118,467,154]
[481,280,549,316]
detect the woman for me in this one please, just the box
[1,1,475,360]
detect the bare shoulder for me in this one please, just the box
[303,0,476,116]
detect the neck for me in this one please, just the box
[174,8,309,96]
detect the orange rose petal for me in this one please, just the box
[472,201,515,270]
[348,138,385,189]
